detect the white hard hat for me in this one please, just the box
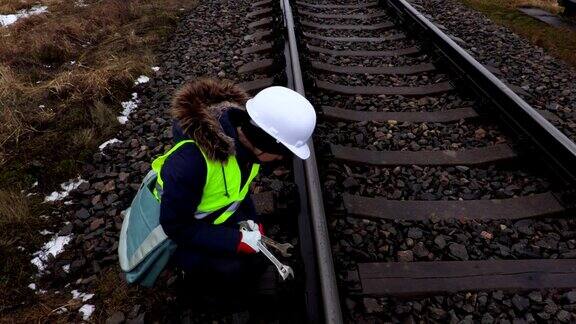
[246,86,316,159]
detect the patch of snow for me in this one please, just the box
[63,264,70,273]
[78,304,95,320]
[44,177,87,202]
[28,283,36,290]
[117,92,139,124]
[17,246,25,251]
[70,61,76,65]
[98,138,122,151]
[152,66,160,72]
[75,0,88,7]
[134,75,150,85]
[64,200,74,205]
[0,5,48,27]
[71,290,94,302]
[30,258,43,269]
[55,307,68,314]
[32,181,38,187]
[30,235,72,271]
[38,289,47,294]
[39,230,53,235]
[38,105,45,109]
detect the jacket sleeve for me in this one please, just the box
[159,145,241,254]
[238,197,261,223]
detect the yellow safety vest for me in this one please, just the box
[151,140,260,225]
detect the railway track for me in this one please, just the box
[237,0,576,322]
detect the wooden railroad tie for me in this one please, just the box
[316,80,454,96]
[297,10,388,20]
[330,144,517,166]
[353,260,576,296]
[342,192,565,221]
[306,45,420,57]
[303,32,405,43]
[295,1,378,9]
[300,20,395,31]
[322,106,478,123]
[311,61,436,75]
[237,78,274,94]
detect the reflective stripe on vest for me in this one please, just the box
[151,140,260,225]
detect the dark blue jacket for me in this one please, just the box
[159,109,259,256]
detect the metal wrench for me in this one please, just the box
[261,235,293,257]
[238,221,293,257]
[257,241,294,280]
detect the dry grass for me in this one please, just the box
[95,268,142,314]
[458,0,576,67]
[0,0,38,14]
[0,190,45,314]
[0,0,197,319]
[514,0,562,13]
[0,0,197,190]
[0,190,31,226]
[92,267,179,322]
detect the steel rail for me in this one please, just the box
[383,0,576,189]
[281,0,344,323]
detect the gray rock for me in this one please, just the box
[128,305,141,319]
[537,311,551,320]
[528,291,542,303]
[514,220,533,235]
[493,290,504,301]
[460,315,474,324]
[126,312,145,324]
[75,208,90,220]
[512,294,530,312]
[106,311,125,324]
[477,294,488,306]
[363,298,383,313]
[556,309,572,323]
[342,177,359,189]
[351,233,363,245]
[413,242,430,258]
[59,223,74,236]
[407,227,423,239]
[481,313,494,324]
[428,307,446,320]
[544,299,559,314]
[397,250,414,262]
[434,235,446,249]
[562,291,576,304]
[448,243,469,260]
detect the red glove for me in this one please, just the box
[237,220,265,254]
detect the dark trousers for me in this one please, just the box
[174,248,268,312]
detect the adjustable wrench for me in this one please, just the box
[257,241,294,280]
[238,221,293,257]
[261,235,293,257]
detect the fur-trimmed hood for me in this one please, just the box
[171,78,249,162]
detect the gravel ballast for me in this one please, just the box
[411,0,576,143]
[296,0,576,322]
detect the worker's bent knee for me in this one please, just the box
[174,249,266,281]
